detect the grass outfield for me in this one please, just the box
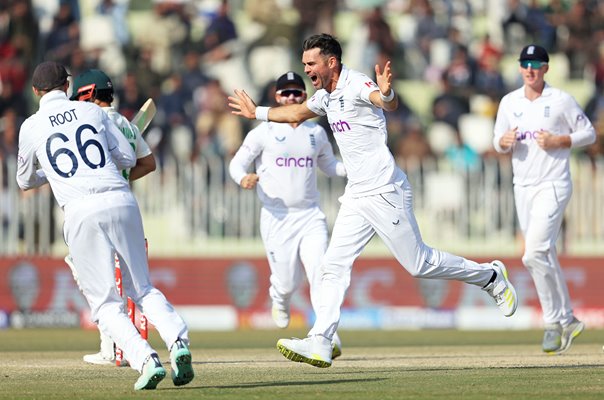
[1,328,603,399]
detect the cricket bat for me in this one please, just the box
[130,98,157,134]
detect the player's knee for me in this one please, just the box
[94,300,122,322]
[522,248,548,269]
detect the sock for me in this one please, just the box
[482,271,497,288]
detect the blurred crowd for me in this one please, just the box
[1,0,604,178]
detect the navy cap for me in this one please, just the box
[518,45,549,63]
[276,71,305,91]
[32,61,70,91]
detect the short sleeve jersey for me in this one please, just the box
[230,120,341,211]
[494,84,595,186]
[16,91,132,207]
[306,66,404,196]
[103,106,152,180]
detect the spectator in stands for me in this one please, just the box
[115,71,147,121]
[193,78,242,160]
[502,0,531,47]
[44,1,80,65]
[432,70,470,132]
[0,108,20,193]
[180,48,209,104]
[474,52,507,102]
[129,46,163,100]
[407,0,447,78]
[444,44,477,100]
[394,122,434,172]
[96,0,130,48]
[5,0,38,74]
[200,0,238,63]
[156,72,195,166]
[584,84,604,166]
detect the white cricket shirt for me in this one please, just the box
[306,66,405,196]
[16,91,136,208]
[103,106,152,180]
[229,120,345,212]
[493,83,596,186]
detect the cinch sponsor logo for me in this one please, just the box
[276,156,314,167]
[331,119,351,133]
[516,130,539,141]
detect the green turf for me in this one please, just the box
[1,329,603,399]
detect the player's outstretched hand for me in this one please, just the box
[228,89,257,120]
[375,61,393,97]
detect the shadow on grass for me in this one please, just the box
[159,377,387,391]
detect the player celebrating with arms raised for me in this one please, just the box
[229,71,346,358]
[493,45,595,354]
[16,61,193,389]
[229,33,518,368]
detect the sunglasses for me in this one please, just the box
[520,60,547,69]
[277,89,305,97]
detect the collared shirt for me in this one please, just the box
[16,91,135,208]
[493,83,596,186]
[229,120,345,212]
[306,65,405,197]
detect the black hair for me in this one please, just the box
[94,89,114,103]
[302,33,342,64]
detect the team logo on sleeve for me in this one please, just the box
[544,106,550,118]
[339,96,344,111]
[309,133,316,148]
[364,81,377,88]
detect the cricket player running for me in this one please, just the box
[16,61,194,390]
[493,45,595,354]
[229,71,346,358]
[66,68,156,366]
[229,34,519,368]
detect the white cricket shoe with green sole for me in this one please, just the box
[134,353,166,390]
[557,318,585,354]
[277,335,332,368]
[170,338,194,386]
[483,260,518,317]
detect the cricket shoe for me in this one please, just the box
[272,303,290,329]
[483,260,518,317]
[83,351,115,366]
[277,335,332,368]
[542,323,562,354]
[557,318,585,354]
[331,333,342,360]
[134,353,166,390]
[170,338,194,386]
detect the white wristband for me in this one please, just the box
[255,106,270,121]
[380,90,395,102]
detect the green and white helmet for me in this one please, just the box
[70,69,114,102]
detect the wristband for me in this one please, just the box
[380,90,395,102]
[255,106,270,121]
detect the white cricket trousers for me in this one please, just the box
[309,178,495,339]
[514,180,573,326]
[260,206,328,313]
[63,190,188,372]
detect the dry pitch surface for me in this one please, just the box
[1,329,603,399]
